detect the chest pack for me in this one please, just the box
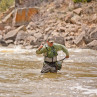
[44,45,58,62]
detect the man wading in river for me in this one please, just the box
[36,38,69,73]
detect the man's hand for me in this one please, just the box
[38,44,43,50]
[65,56,69,58]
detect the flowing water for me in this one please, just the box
[0,47,97,97]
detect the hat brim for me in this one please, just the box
[48,41,54,43]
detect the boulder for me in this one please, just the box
[74,31,85,46]
[13,7,39,26]
[87,40,97,50]
[2,10,14,25]
[0,38,8,46]
[83,27,96,44]
[4,26,12,32]
[65,36,74,41]
[51,31,59,36]
[91,14,97,22]
[15,0,41,7]
[73,8,82,15]
[4,25,24,40]
[0,35,2,40]
[0,23,4,30]
[15,30,28,45]
[49,35,65,45]
[7,44,15,48]
[23,36,36,46]
[5,40,13,44]
[34,35,44,46]
[45,27,52,33]
[58,27,65,32]
[70,15,81,24]
[65,12,73,23]
[34,32,42,38]
[90,28,97,40]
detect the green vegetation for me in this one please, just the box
[73,0,92,3]
[0,0,14,12]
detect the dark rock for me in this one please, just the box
[65,36,74,41]
[0,39,8,46]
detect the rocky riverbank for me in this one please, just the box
[0,0,97,50]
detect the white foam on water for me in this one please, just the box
[71,85,97,95]
[0,46,35,54]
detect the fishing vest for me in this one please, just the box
[44,45,58,62]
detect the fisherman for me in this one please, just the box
[36,37,69,73]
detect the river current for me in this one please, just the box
[0,47,97,97]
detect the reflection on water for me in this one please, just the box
[0,47,97,97]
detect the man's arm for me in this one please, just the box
[61,45,69,58]
[36,44,47,54]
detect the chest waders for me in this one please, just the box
[44,46,62,70]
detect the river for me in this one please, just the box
[0,47,97,97]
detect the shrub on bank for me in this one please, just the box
[73,0,92,3]
[0,0,14,12]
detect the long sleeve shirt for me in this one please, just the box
[36,43,69,58]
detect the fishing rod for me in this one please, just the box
[58,57,66,62]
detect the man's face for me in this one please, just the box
[47,41,53,47]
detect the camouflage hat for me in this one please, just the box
[47,37,54,43]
